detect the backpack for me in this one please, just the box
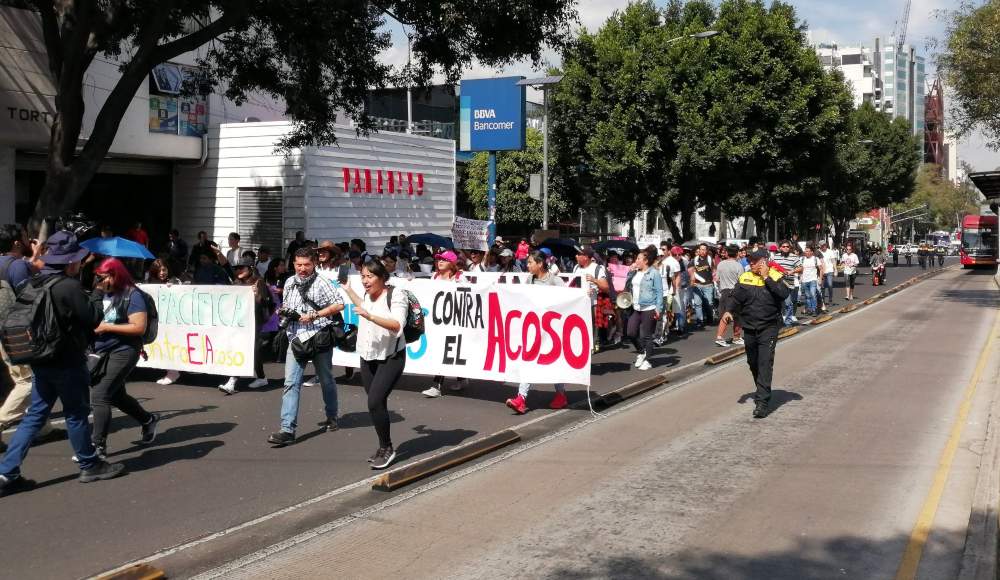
[107,287,159,346]
[0,275,66,365]
[0,256,17,320]
[387,286,425,344]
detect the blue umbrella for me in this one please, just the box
[406,233,454,249]
[81,236,155,260]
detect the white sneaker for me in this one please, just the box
[634,353,647,368]
[731,337,745,346]
[247,378,269,389]
[218,377,237,395]
[714,338,729,347]
[303,378,318,387]
[790,316,799,323]
[156,370,180,385]
[637,360,652,371]
[421,386,443,398]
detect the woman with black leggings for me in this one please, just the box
[90,258,160,457]
[342,259,408,470]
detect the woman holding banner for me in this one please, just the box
[340,260,408,470]
[422,250,467,398]
[90,258,160,458]
[505,251,568,414]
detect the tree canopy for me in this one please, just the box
[3,0,576,229]
[938,0,1000,149]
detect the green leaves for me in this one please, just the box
[939,0,1000,149]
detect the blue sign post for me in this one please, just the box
[459,77,526,234]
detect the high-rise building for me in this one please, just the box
[814,38,926,150]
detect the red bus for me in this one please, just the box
[960,214,998,268]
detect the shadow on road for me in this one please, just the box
[935,288,998,308]
[121,439,228,473]
[737,389,803,416]
[396,424,478,461]
[543,526,969,579]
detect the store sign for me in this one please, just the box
[342,166,425,196]
[459,77,526,152]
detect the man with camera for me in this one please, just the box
[268,248,345,447]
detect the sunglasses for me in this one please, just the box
[95,273,111,281]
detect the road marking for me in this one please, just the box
[894,305,1000,580]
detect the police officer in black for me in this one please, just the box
[720,249,790,419]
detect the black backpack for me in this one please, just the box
[0,275,67,365]
[386,286,425,344]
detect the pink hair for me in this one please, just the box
[95,258,135,293]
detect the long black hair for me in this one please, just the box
[362,258,390,282]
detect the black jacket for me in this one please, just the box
[729,267,791,330]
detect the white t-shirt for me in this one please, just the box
[820,249,838,275]
[800,255,821,283]
[356,286,408,361]
[842,252,860,275]
[574,262,606,304]
[660,256,681,296]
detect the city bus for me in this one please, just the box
[959,214,998,268]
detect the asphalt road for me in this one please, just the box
[0,260,960,579]
[200,262,1000,580]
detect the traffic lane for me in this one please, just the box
[0,263,947,579]
[211,266,995,580]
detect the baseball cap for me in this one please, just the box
[768,243,778,252]
[434,250,458,263]
[539,247,553,257]
[749,249,769,262]
[500,248,514,258]
[670,246,683,256]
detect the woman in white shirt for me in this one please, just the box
[341,260,409,470]
[840,243,860,301]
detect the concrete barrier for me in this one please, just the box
[97,564,165,580]
[372,430,521,491]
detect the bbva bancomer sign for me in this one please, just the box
[459,77,526,152]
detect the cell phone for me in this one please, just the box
[337,267,348,285]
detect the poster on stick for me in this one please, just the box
[137,284,256,377]
[452,216,494,250]
[332,276,593,385]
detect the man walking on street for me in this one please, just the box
[714,245,744,347]
[688,243,715,328]
[819,242,838,306]
[771,240,801,325]
[0,232,126,496]
[721,249,790,419]
[268,248,345,447]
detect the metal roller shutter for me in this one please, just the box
[237,187,283,253]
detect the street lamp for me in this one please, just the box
[517,75,564,230]
[666,30,720,44]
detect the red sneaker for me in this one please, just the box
[549,392,568,410]
[505,395,528,414]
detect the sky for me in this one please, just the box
[381,0,996,172]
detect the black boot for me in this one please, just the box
[753,402,770,419]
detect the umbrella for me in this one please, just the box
[593,239,639,254]
[81,236,155,260]
[406,233,454,249]
[680,239,703,249]
[538,237,581,258]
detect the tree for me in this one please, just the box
[938,0,1000,149]
[463,128,570,232]
[3,0,576,232]
[897,165,981,232]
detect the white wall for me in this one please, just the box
[175,121,456,250]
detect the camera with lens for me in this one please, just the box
[277,308,300,330]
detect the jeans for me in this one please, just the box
[0,363,101,476]
[823,273,834,304]
[801,280,818,313]
[280,346,338,434]
[744,325,779,406]
[690,285,715,325]
[783,292,796,322]
[673,291,687,332]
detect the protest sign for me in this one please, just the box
[452,216,494,251]
[137,284,256,377]
[332,276,593,385]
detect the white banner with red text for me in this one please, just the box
[136,284,257,377]
[332,276,593,385]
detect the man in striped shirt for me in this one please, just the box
[771,240,802,325]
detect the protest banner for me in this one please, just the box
[452,216,494,251]
[459,271,585,289]
[137,284,256,377]
[332,276,593,385]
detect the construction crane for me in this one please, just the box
[893,0,912,53]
